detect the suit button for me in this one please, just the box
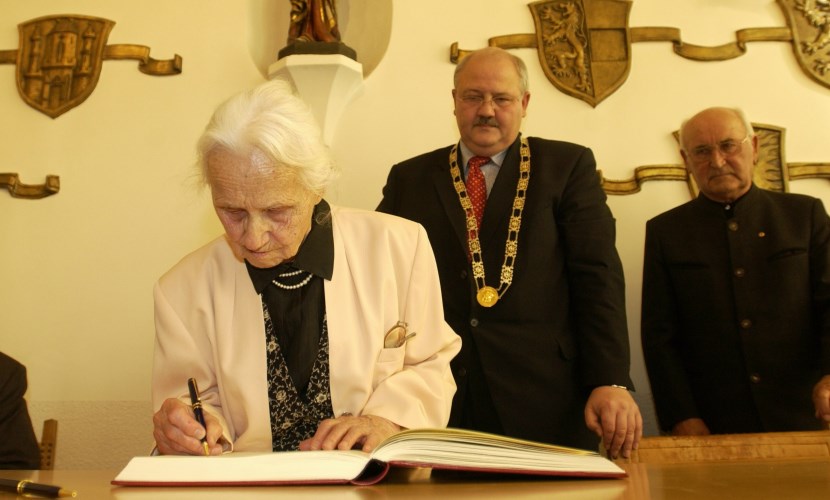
[740,319,752,329]
[460,270,468,279]
[750,374,761,384]
[728,221,739,231]
[470,318,479,327]
[457,368,467,378]
[734,267,746,278]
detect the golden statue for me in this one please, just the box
[280,0,355,59]
[288,0,341,43]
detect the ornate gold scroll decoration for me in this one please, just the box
[598,164,688,195]
[599,123,830,197]
[0,173,60,199]
[451,0,830,106]
[0,14,182,118]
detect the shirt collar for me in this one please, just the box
[245,199,335,293]
[459,141,509,174]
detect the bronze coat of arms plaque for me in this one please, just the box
[0,14,182,118]
[779,0,830,87]
[452,0,830,106]
[529,0,631,107]
[15,15,115,118]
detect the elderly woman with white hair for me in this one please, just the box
[151,79,460,455]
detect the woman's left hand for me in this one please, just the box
[298,414,401,452]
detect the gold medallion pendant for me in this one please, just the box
[476,286,500,307]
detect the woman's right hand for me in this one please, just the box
[152,398,223,455]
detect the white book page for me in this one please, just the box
[114,450,371,483]
[371,430,624,474]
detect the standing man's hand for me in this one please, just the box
[813,374,830,426]
[671,417,711,436]
[585,385,642,459]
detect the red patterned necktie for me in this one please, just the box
[466,156,490,227]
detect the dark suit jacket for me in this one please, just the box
[0,352,40,469]
[642,185,830,433]
[378,135,632,449]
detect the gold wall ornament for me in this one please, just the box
[450,0,830,106]
[0,14,182,118]
[529,0,631,107]
[599,123,830,197]
[780,0,830,86]
[0,173,60,199]
[598,164,688,195]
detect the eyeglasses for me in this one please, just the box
[686,135,752,164]
[456,93,519,109]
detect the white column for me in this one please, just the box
[268,54,364,145]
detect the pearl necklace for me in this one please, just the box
[272,269,314,290]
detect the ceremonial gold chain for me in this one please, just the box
[449,137,530,307]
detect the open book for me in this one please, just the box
[112,427,626,486]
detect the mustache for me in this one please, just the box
[474,117,499,127]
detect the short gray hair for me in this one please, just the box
[196,79,340,195]
[453,47,529,95]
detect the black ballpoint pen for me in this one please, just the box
[187,377,211,456]
[0,478,76,498]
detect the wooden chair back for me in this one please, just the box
[615,430,830,464]
[39,419,58,470]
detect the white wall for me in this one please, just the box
[2,0,829,468]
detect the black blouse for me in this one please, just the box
[244,200,334,394]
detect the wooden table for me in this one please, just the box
[2,458,830,499]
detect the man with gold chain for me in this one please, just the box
[377,47,641,458]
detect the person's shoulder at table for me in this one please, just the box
[0,351,26,388]
[157,234,234,282]
[391,137,590,166]
[330,204,427,237]
[648,186,822,228]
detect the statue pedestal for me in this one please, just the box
[268,54,363,145]
[278,41,356,60]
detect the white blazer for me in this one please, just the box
[152,206,460,451]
